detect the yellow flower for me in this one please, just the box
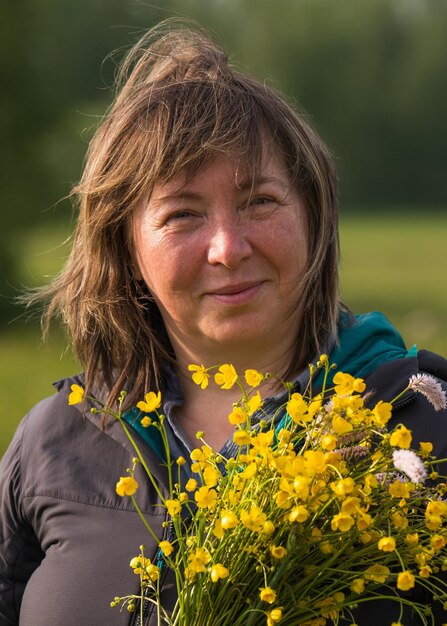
[68,384,84,405]
[350,578,365,594]
[141,416,152,427]
[240,462,258,480]
[388,480,415,499]
[244,369,264,387]
[233,430,251,446]
[165,499,181,516]
[158,541,174,557]
[212,520,224,539]
[270,546,287,559]
[364,564,390,583]
[262,520,276,535]
[356,511,373,531]
[378,536,396,552]
[330,477,355,498]
[188,364,210,389]
[130,556,160,582]
[397,570,415,591]
[176,456,186,466]
[116,476,138,497]
[405,533,419,547]
[333,371,365,395]
[185,478,198,492]
[371,400,392,426]
[431,534,446,550]
[391,511,408,529]
[190,445,212,471]
[419,441,433,457]
[137,391,162,413]
[288,505,309,523]
[194,486,218,509]
[303,450,327,475]
[286,393,309,423]
[241,505,267,532]
[214,364,238,389]
[259,587,277,604]
[267,607,283,625]
[221,510,238,529]
[188,547,211,573]
[203,466,220,487]
[331,414,352,435]
[321,434,337,451]
[210,563,229,582]
[389,425,412,449]
[247,391,263,415]
[331,512,355,532]
[228,406,246,425]
[419,565,432,578]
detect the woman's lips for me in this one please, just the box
[205,282,265,305]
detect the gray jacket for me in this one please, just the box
[1,350,447,625]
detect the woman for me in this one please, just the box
[1,24,446,626]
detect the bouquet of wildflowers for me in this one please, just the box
[70,357,447,625]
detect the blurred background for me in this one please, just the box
[1,0,446,456]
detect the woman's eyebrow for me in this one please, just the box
[235,175,290,193]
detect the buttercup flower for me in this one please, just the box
[397,571,415,591]
[159,541,174,557]
[267,607,283,625]
[378,536,396,552]
[165,499,181,517]
[188,364,210,389]
[116,476,138,497]
[137,391,162,413]
[68,384,84,405]
[214,364,238,389]
[364,564,390,583]
[209,563,229,582]
[389,425,412,449]
[419,441,433,457]
[244,369,264,388]
[372,400,392,426]
[333,372,366,395]
[259,587,277,604]
[350,578,365,594]
[247,391,263,415]
[228,406,246,425]
[270,546,287,559]
[194,486,218,509]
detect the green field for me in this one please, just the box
[1,213,446,457]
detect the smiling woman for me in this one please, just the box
[1,20,447,626]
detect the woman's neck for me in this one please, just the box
[171,338,298,451]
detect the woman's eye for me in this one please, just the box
[166,210,197,222]
[247,196,278,213]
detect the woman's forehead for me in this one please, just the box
[152,145,291,199]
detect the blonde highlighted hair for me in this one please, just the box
[33,22,341,406]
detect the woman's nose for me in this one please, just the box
[207,220,252,269]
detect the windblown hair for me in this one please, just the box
[32,22,341,407]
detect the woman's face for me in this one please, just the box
[131,149,308,355]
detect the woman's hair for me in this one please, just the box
[34,22,340,406]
